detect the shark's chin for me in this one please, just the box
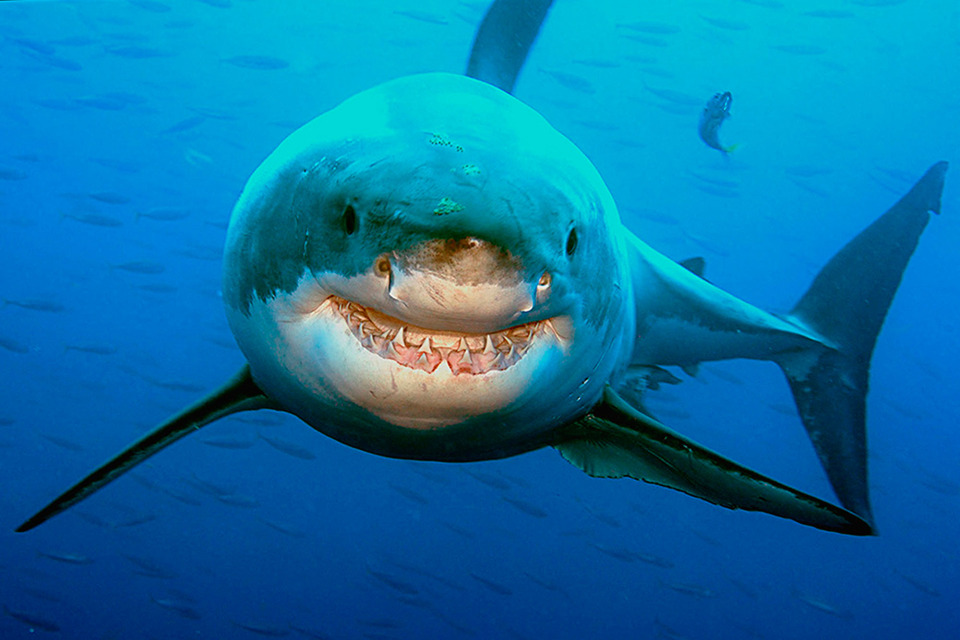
[307,295,572,429]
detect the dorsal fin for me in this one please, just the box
[465,0,555,94]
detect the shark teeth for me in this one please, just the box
[328,295,562,376]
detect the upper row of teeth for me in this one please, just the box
[331,298,562,350]
[324,297,564,374]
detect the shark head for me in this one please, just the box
[223,73,634,461]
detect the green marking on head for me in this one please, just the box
[433,197,464,216]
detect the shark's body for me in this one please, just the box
[17,0,948,535]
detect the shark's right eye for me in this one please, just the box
[343,205,358,235]
[565,228,578,257]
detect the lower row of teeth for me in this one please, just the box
[332,300,544,375]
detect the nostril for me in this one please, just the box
[538,271,552,288]
[375,255,392,278]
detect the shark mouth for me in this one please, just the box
[326,296,566,375]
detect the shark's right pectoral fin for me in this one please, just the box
[553,387,873,536]
[15,365,274,533]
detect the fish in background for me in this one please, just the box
[698,91,738,154]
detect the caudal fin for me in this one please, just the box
[780,161,948,525]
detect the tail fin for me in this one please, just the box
[465,0,554,94]
[779,161,948,525]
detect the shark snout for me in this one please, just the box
[382,237,543,332]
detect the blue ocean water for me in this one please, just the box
[1,0,958,638]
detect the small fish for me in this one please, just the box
[10,37,56,56]
[110,260,166,274]
[200,435,254,449]
[470,572,513,595]
[792,589,853,618]
[700,16,751,31]
[123,554,178,579]
[105,45,172,59]
[698,91,736,154]
[3,298,67,313]
[501,495,548,518]
[62,212,124,227]
[51,35,98,47]
[572,58,621,69]
[389,483,429,505]
[224,55,289,70]
[645,85,704,106]
[216,493,261,508]
[161,115,206,134]
[128,0,173,13]
[113,513,158,528]
[33,98,82,111]
[40,433,86,452]
[803,9,855,18]
[368,568,419,596]
[259,432,317,460]
[289,625,330,639]
[232,621,290,637]
[772,44,826,56]
[150,596,201,620]
[635,551,675,569]
[161,487,203,506]
[463,468,512,490]
[88,191,131,204]
[135,206,190,221]
[64,344,117,356]
[184,148,214,166]
[0,336,30,354]
[3,605,61,633]
[589,543,638,562]
[540,69,596,94]
[137,283,178,294]
[38,549,93,564]
[257,517,307,538]
[91,157,141,174]
[0,167,27,181]
[26,50,83,72]
[661,580,716,598]
[616,20,680,35]
[394,9,449,25]
[183,473,238,497]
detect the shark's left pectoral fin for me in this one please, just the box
[554,387,873,536]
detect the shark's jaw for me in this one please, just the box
[327,295,567,376]
[231,279,575,439]
[305,292,574,430]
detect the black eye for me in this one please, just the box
[565,228,578,256]
[343,205,357,235]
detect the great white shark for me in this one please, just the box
[17,0,948,535]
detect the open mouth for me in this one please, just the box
[325,295,566,375]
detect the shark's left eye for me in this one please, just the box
[565,228,578,256]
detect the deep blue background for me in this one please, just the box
[1,0,958,638]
